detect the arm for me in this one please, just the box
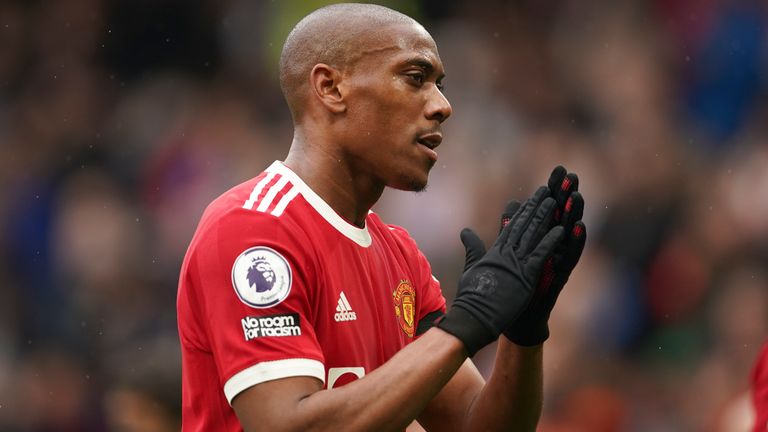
[417,167,585,431]
[233,168,575,431]
[416,340,542,432]
[466,340,543,431]
[233,327,467,432]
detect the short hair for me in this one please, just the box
[278,3,416,121]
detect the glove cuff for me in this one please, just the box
[437,306,496,357]
[503,320,549,346]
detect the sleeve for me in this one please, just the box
[192,209,325,404]
[387,225,447,336]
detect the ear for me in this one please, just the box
[309,63,346,114]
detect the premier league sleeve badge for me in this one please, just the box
[231,246,293,308]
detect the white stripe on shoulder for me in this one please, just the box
[256,175,290,213]
[242,171,277,210]
[267,161,372,247]
[270,186,300,217]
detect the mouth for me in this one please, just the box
[416,133,443,150]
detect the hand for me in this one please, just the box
[503,166,587,346]
[438,187,564,356]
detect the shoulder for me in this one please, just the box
[368,212,421,253]
[186,167,317,270]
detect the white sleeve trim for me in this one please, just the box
[223,358,325,405]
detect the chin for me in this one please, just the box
[407,179,429,193]
[386,160,434,192]
[391,171,430,192]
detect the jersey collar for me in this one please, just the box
[266,161,372,247]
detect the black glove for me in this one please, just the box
[438,187,564,356]
[503,166,587,346]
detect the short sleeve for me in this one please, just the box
[412,247,447,335]
[386,225,446,335]
[187,209,325,404]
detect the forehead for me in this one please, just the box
[354,22,443,70]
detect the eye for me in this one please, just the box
[436,81,445,92]
[406,72,425,86]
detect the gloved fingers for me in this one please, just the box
[460,228,487,272]
[533,256,556,304]
[558,221,587,275]
[560,191,584,235]
[522,225,564,281]
[516,197,557,258]
[500,200,522,234]
[546,166,568,197]
[503,186,549,250]
[551,172,579,223]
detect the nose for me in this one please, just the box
[425,85,452,123]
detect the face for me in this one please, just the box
[339,22,452,192]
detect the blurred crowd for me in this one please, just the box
[0,0,766,430]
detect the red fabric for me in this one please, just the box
[177,162,446,431]
[752,341,768,431]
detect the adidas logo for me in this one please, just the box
[334,291,357,322]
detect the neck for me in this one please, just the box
[283,127,384,228]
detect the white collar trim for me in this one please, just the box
[266,161,372,247]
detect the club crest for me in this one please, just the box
[393,280,416,337]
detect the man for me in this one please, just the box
[177,3,586,431]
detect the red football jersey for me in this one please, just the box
[752,341,768,431]
[177,161,446,431]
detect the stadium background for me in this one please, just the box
[1,0,767,430]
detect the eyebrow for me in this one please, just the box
[404,57,445,80]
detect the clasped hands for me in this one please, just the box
[438,167,587,355]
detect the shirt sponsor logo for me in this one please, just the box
[231,246,292,308]
[327,367,365,389]
[241,313,301,341]
[334,291,357,322]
